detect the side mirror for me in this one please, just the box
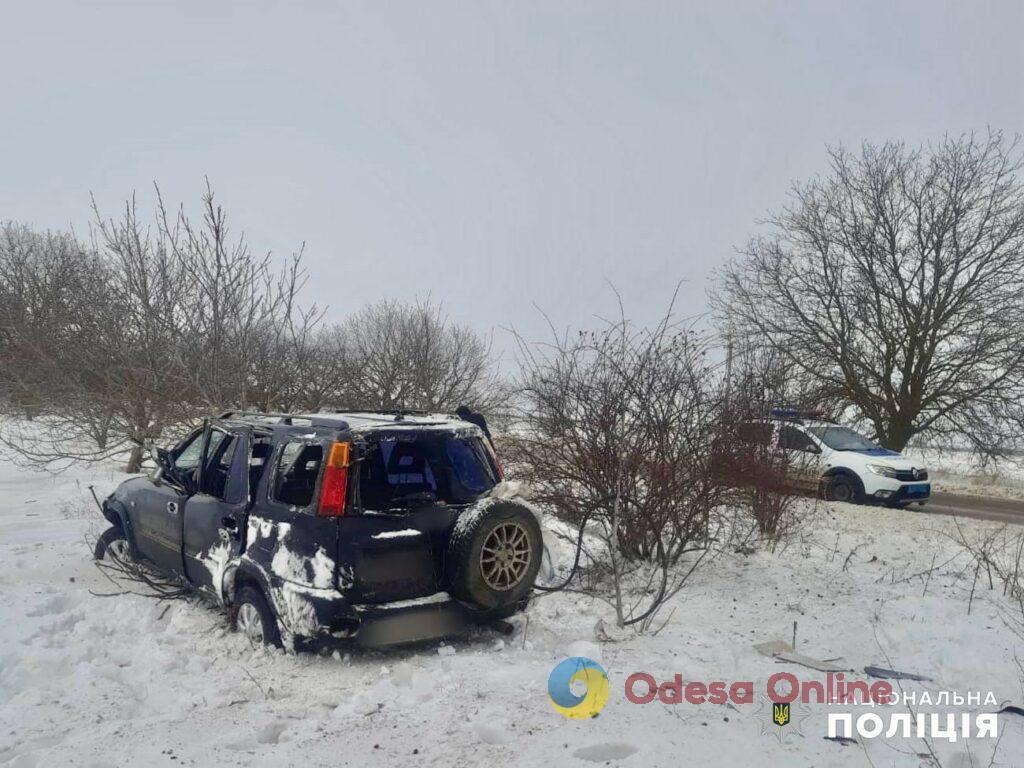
[145,445,165,481]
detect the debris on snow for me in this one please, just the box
[773,651,850,673]
[753,640,793,658]
[863,665,932,682]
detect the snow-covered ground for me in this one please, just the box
[2,456,1024,767]
[906,447,1024,500]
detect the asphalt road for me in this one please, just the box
[919,492,1024,525]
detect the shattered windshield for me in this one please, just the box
[806,425,878,451]
[359,431,498,510]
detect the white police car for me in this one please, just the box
[756,409,930,507]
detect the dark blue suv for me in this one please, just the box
[94,411,542,649]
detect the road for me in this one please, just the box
[920,492,1024,525]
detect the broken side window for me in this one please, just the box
[271,441,324,508]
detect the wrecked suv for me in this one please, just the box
[94,411,542,649]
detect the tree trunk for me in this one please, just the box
[126,443,144,474]
[879,417,914,453]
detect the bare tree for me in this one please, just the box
[0,222,154,465]
[153,183,323,412]
[325,298,502,414]
[715,131,1024,455]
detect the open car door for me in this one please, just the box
[181,422,253,597]
[125,428,211,575]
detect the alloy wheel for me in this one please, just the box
[480,521,532,591]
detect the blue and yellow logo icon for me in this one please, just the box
[547,656,610,719]
[772,702,791,726]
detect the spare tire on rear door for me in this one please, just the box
[446,500,542,612]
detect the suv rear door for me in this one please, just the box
[247,435,341,592]
[182,423,252,595]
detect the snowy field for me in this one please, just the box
[906,447,1024,500]
[2,456,1024,767]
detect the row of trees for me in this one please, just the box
[0,186,498,470]
[7,132,1023,471]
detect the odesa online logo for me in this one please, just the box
[548,657,610,719]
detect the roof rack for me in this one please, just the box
[218,410,292,423]
[217,410,348,429]
[331,408,433,417]
[217,408,465,430]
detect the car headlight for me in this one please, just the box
[866,463,898,478]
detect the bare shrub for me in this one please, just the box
[717,347,808,548]
[950,520,1024,634]
[509,291,728,629]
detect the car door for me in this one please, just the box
[182,425,252,596]
[126,429,209,574]
[128,477,187,574]
[777,424,822,491]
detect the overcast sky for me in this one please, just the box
[3,1,1022,359]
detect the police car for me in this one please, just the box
[748,409,930,507]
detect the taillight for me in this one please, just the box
[485,441,504,480]
[317,441,350,517]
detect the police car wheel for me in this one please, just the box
[826,474,863,504]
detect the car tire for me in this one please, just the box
[825,473,864,504]
[446,501,543,612]
[94,526,131,562]
[231,585,283,648]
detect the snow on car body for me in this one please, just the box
[95,410,542,649]
[742,409,930,507]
